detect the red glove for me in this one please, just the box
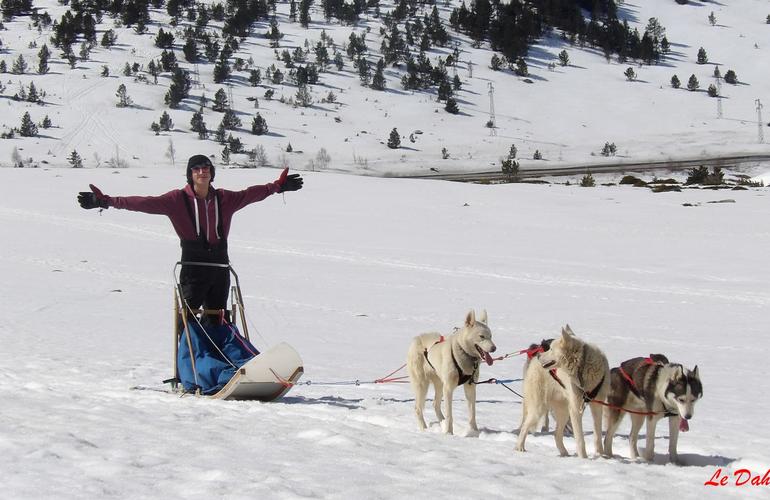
[276,168,288,186]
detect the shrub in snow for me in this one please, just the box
[580,172,595,187]
[68,150,83,168]
[697,47,708,64]
[687,74,700,91]
[387,128,401,149]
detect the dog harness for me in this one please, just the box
[618,357,678,417]
[452,350,478,386]
[422,336,479,386]
[618,357,656,399]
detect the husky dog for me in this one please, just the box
[516,325,609,458]
[407,310,496,435]
[516,339,554,434]
[604,355,702,464]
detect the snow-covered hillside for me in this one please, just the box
[0,0,768,174]
[2,167,769,498]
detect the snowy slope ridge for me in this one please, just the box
[2,167,769,498]
[0,0,768,174]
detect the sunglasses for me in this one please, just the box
[191,165,211,172]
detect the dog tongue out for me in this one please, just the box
[679,418,689,432]
[482,351,494,366]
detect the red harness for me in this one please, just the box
[619,357,656,398]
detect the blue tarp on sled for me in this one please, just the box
[178,321,260,394]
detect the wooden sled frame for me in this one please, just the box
[171,262,304,401]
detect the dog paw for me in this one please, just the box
[515,445,526,452]
[465,428,480,438]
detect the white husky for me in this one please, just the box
[516,325,609,458]
[406,310,496,435]
[604,355,703,464]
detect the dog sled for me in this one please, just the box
[169,262,304,401]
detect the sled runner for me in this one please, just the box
[171,262,304,401]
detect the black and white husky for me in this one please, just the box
[604,355,703,464]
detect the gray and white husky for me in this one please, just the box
[604,354,702,464]
[407,310,496,435]
[516,325,610,458]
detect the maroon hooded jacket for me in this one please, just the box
[108,182,281,247]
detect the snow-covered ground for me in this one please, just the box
[0,0,768,173]
[2,167,769,498]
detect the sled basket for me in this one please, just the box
[171,262,303,401]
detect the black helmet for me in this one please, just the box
[186,154,215,185]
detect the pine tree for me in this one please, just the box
[624,67,636,81]
[490,53,502,71]
[227,134,243,154]
[445,97,459,114]
[371,59,386,90]
[101,65,109,77]
[191,111,208,140]
[558,50,569,66]
[251,113,268,135]
[249,69,261,86]
[211,122,226,143]
[295,85,312,107]
[221,109,241,130]
[147,60,159,84]
[708,11,717,27]
[671,74,681,89]
[687,74,700,91]
[299,0,311,27]
[151,121,161,135]
[221,144,231,164]
[165,68,191,108]
[724,69,738,84]
[212,88,229,112]
[41,115,52,128]
[19,112,38,137]
[116,84,132,107]
[26,82,39,103]
[580,172,596,187]
[183,38,198,62]
[12,54,27,74]
[696,47,708,64]
[707,84,718,97]
[159,111,173,131]
[387,128,400,149]
[68,150,83,168]
[213,54,231,83]
[37,44,50,74]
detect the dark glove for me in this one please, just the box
[275,168,303,193]
[78,184,110,209]
[280,174,303,192]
